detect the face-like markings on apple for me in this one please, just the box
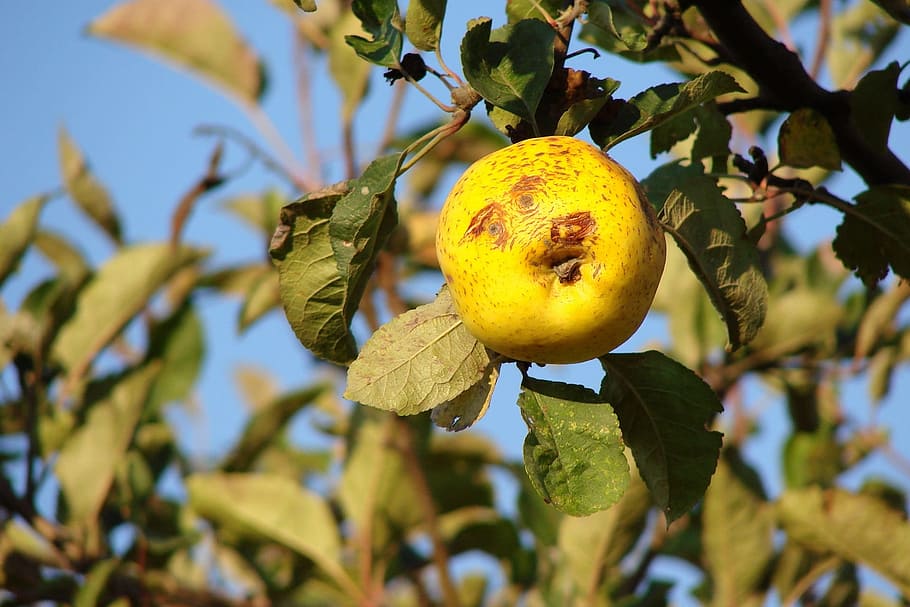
[461,202,509,248]
[547,212,597,284]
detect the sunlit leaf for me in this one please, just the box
[405,0,446,51]
[88,0,265,103]
[461,18,555,134]
[329,152,404,328]
[518,376,629,517]
[52,243,204,378]
[0,195,47,288]
[778,108,842,171]
[56,365,159,524]
[34,230,90,285]
[659,175,768,350]
[57,127,122,243]
[827,2,899,88]
[587,0,649,52]
[832,185,910,286]
[238,269,280,331]
[703,451,775,605]
[187,473,353,591]
[778,487,910,596]
[431,361,500,432]
[505,0,562,23]
[345,0,402,67]
[221,190,285,237]
[591,71,744,150]
[345,288,492,414]
[600,350,723,523]
[338,414,423,549]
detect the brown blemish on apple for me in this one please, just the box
[462,202,509,248]
[550,212,595,245]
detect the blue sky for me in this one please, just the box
[3,2,910,603]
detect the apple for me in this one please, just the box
[435,136,666,364]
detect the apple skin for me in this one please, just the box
[435,136,666,364]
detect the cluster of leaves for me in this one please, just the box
[2,0,910,606]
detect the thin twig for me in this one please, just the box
[195,124,299,186]
[376,80,408,157]
[244,102,315,191]
[781,555,840,606]
[170,143,226,247]
[294,32,324,188]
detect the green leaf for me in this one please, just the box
[587,0,649,52]
[58,127,122,243]
[238,269,279,331]
[88,0,265,103]
[778,108,842,171]
[221,190,285,236]
[518,376,629,517]
[431,361,500,432]
[270,185,357,364]
[34,230,90,285]
[145,301,205,412]
[749,288,844,355]
[329,152,404,327]
[0,195,47,288]
[691,103,733,161]
[461,18,555,134]
[778,487,910,596]
[345,0,403,67]
[703,451,775,606]
[641,160,706,213]
[222,383,329,471]
[186,473,353,592]
[345,288,492,415]
[505,0,562,23]
[591,71,744,150]
[659,176,768,350]
[56,365,159,523]
[851,62,901,151]
[600,351,723,523]
[52,243,204,378]
[405,0,446,51]
[554,77,621,137]
[832,185,910,286]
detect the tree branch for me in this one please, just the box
[691,0,910,186]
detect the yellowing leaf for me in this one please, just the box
[778,487,910,596]
[778,108,842,171]
[88,0,265,104]
[58,127,122,243]
[345,288,492,415]
[56,365,159,524]
[0,195,47,287]
[52,243,204,378]
[405,0,447,52]
[431,362,500,432]
[186,473,355,595]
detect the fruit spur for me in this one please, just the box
[435,136,666,364]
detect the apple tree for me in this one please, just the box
[2,0,910,605]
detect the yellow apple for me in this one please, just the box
[435,136,666,364]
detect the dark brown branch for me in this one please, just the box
[692,0,910,187]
